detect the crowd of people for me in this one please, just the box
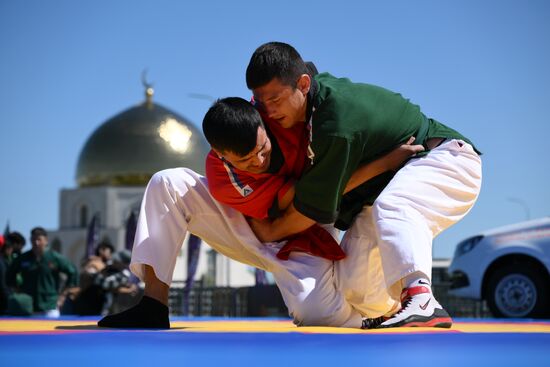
[0,227,139,317]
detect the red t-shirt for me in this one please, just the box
[206,117,309,219]
[205,111,345,261]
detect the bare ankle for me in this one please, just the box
[142,265,169,305]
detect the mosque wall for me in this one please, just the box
[51,186,256,287]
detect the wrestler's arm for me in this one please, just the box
[344,136,423,192]
[277,136,423,209]
[254,137,424,241]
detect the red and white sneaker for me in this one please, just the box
[377,279,452,329]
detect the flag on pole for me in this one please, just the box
[3,221,10,238]
[125,211,137,251]
[85,213,100,258]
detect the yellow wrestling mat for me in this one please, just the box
[2,318,550,334]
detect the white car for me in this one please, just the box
[448,217,550,318]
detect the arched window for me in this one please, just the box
[80,205,88,228]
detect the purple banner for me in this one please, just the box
[85,213,100,258]
[183,234,201,315]
[125,211,137,251]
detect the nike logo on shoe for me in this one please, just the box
[420,298,431,310]
[418,279,430,286]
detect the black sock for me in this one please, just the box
[97,296,170,329]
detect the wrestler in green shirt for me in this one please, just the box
[294,73,478,230]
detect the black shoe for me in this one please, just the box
[97,296,170,329]
[361,316,387,329]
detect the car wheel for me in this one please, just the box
[486,264,550,318]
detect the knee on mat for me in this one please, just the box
[289,297,347,327]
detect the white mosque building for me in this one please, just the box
[48,84,255,287]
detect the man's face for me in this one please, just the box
[12,243,23,255]
[2,246,13,258]
[217,126,272,174]
[252,75,310,129]
[98,247,112,261]
[31,235,48,253]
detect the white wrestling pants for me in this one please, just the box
[336,139,482,317]
[130,167,363,328]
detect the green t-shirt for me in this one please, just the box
[6,249,78,312]
[294,73,477,229]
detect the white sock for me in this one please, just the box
[403,272,431,290]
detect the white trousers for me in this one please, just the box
[130,139,482,325]
[130,167,362,327]
[336,139,482,316]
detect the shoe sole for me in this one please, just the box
[398,317,453,328]
[377,308,453,329]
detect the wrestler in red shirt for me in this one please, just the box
[205,99,424,261]
[206,108,343,260]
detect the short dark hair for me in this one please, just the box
[305,61,319,77]
[7,231,26,246]
[30,227,48,238]
[246,42,309,90]
[202,97,265,157]
[95,241,114,256]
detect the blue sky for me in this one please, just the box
[1,0,549,258]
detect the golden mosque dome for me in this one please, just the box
[76,85,210,187]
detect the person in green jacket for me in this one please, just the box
[245,42,482,329]
[7,227,78,317]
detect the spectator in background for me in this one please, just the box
[2,232,32,315]
[0,235,9,313]
[6,231,26,261]
[59,253,106,316]
[94,250,137,315]
[95,241,114,265]
[63,245,138,316]
[6,227,78,317]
